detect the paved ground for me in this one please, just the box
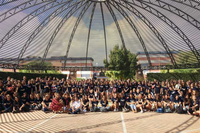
[0,111,199,133]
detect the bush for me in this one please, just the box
[0,72,67,80]
[147,73,200,82]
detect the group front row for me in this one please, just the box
[1,91,200,116]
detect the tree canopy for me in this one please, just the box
[104,45,139,80]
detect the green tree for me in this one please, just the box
[19,61,59,74]
[104,45,139,80]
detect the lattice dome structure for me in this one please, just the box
[0,0,200,70]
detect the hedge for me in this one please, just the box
[147,73,200,82]
[0,72,67,81]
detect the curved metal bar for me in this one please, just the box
[126,0,200,63]
[41,0,89,69]
[141,0,200,30]
[85,3,96,67]
[105,2,129,70]
[104,2,126,51]
[0,0,52,23]
[171,0,200,11]
[121,0,200,63]
[0,0,18,6]
[112,0,177,68]
[0,0,71,50]
[100,2,108,65]
[63,1,91,69]
[16,0,86,66]
[109,1,152,67]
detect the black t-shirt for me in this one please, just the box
[4,99,13,108]
[118,85,122,93]
[0,87,4,95]
[100,100,108,107]
[119,97,126,107]
[44,85,50,93]
[29,98,35,104]
[111,98,118,103]
[34,97,43,104]
[83,99,89,106]
[68,84,72,93]
[13,100,21,108]
[21,96,29,105]
[91,101,98,107]
[26,84,32,95]
[99,85,104,92]
[43,99,52,107]
[155,86,160,94]
[62,97,71,106]
[18,87,26,97]
[105,85,109,90]
[128,97,135,103]
[89,92,94,99]
[35,82,40,92]
[41,82,45,90]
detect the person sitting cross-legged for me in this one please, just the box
[42,94,52,113]
[69,96,82,114]
[90,96,99,112]
[50,92,63,113]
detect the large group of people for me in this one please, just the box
[0,76,200,116]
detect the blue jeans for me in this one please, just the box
[100,107,110,112]
[130,104,136,110]
[3,105,12,112]
[69,108,81,114]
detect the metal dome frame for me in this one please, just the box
[0,0,200,71]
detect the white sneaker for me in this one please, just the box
[141,110,144,113]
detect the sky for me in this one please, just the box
[0,0,200,65]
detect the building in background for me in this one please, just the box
[136,51,179,69]
[137,51,179,79]
[0,56,94,79]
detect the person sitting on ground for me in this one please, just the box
[119,93,129,112]
[33,93,43,110]
[20,92,30,112]
[173,94,182,112]
[128,93,137,113]
[29,94,35,110]
[61,93,71,113]
[2,94,13,113]
[189,95,199,115]
[183,94,191,114]
[50,92,63,113]
[12,96,21,113]
[163,94,173,113]
[193,98,200,116]
[42,94,52,113]
[90,96,99,112]
[111,93,119,112]
[100,95,110,112]
[69,96,82,114]
[82,95,89,113]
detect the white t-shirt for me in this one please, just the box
[73,101,81,109]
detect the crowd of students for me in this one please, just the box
[0,76,200,116]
